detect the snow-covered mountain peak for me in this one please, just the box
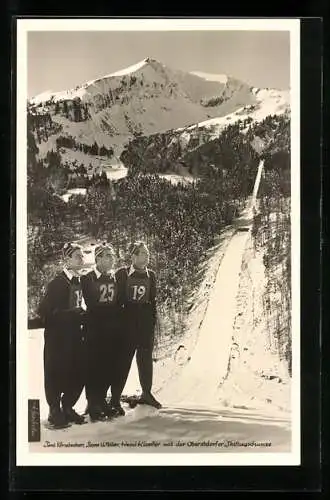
[27,57,289,168]
[29,58,232,106]
[86,59,149,85]
[29,59,151,105]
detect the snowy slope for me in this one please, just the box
[160,230,250,406]
[177,88,290,138]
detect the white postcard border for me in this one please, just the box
[16,17,301,467]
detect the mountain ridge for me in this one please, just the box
[27,58,290,169]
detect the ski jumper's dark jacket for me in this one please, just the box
[115,265,157,340]
[38,270,85,410]
[112,266,157,399]
[81,269,121,406]
[81,269,121,332]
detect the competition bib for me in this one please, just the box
[126,273,151,304]
[96,276,117,304]
[69,283,83,309]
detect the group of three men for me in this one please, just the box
[38,240,161,428]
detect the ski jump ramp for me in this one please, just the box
[159,230,250,407]
[154,161,264,407]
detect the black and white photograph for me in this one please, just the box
[16,18,300,466]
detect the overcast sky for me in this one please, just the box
[27,31,290,98]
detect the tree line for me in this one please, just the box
[251,113,291,375]
[56,135,114,157]
[27,109,62,144]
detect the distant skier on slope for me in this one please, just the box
[114,241,162,410]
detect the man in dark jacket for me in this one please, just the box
[81,242,122,421]
[38,242,86,428]
[114,241,162,411]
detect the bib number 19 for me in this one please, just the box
[132,285,146,301]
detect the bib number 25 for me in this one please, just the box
[131,285,146,301]
[99,284,115,303]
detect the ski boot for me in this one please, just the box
[47,407,70,429]
[62,406,86,425]
[107,400,126,418]
[88,404,107,422]
[138,392,162,409]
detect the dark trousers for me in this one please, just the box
[43,328,85,411]
[85,324,119,408]
[112,310,155,404]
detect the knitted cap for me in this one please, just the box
[62,242,82,259]
[94,242,115,259]
[129,240,148,256]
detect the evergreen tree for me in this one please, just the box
[63,100,69,118]
[73,98,82,122]
[99,145,109,157]
[27,130,40,187]
[83,104,89,121]
[91,141,99,155]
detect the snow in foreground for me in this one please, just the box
[30,403,290,455]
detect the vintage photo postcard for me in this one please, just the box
[16,18,300,466]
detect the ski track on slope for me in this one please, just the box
[159,231,250,407]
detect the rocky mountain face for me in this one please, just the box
[28,58,289,172]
